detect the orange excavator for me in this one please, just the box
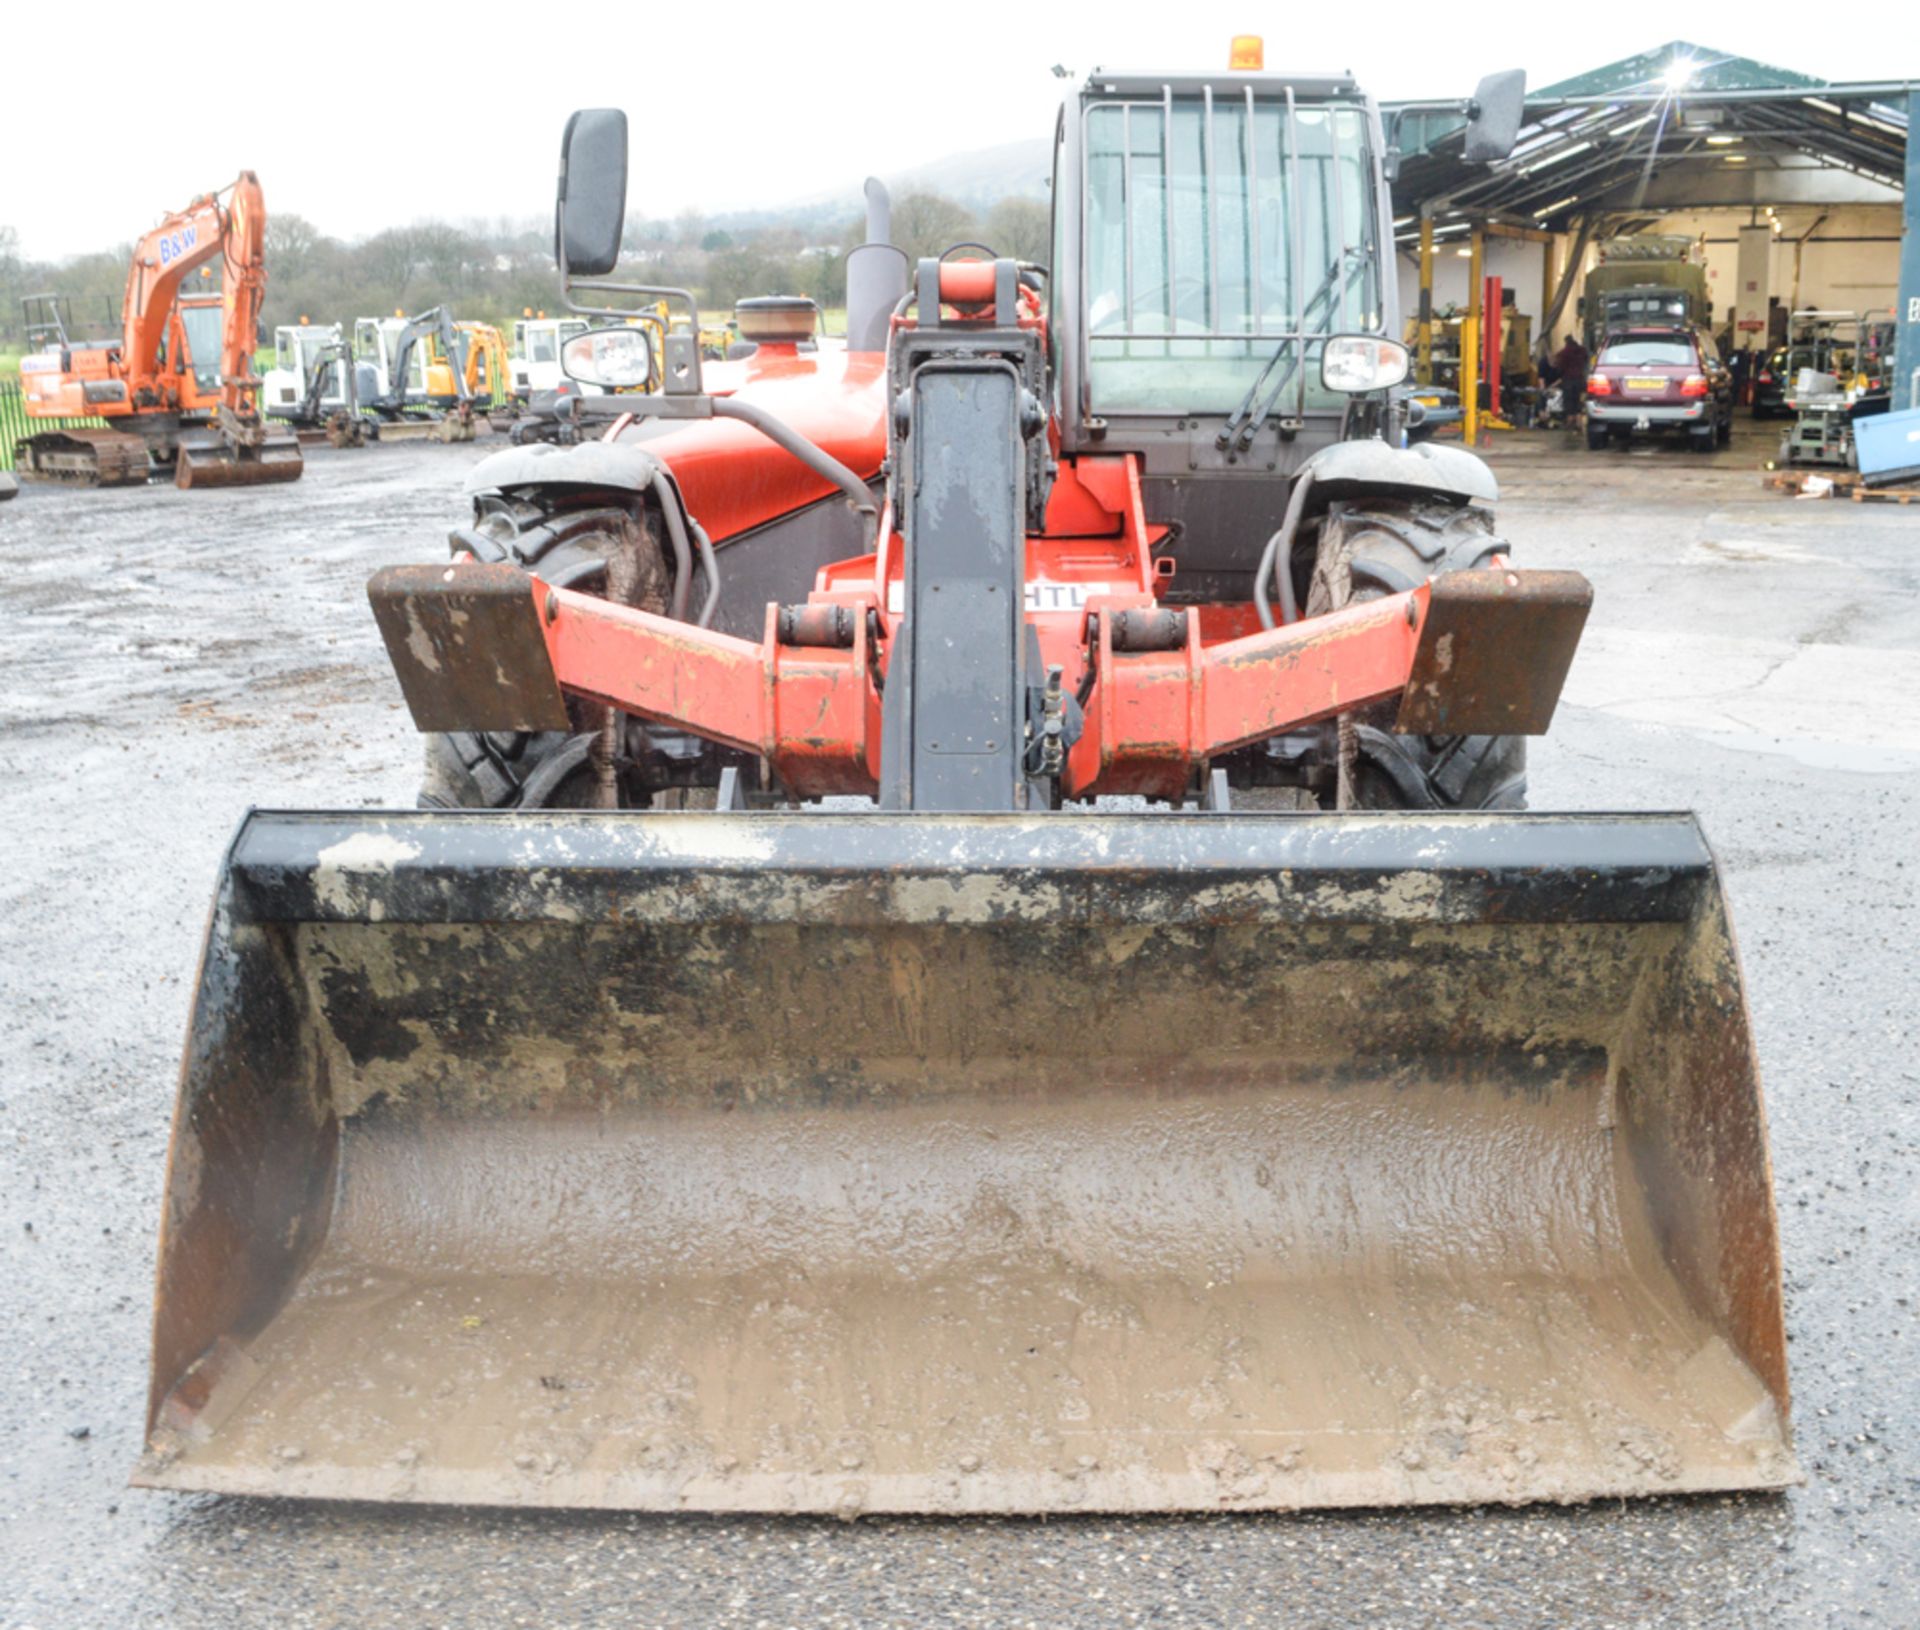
[14,173,302,489]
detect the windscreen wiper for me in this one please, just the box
[1216,250,1366,453]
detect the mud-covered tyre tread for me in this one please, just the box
[417,508,668,810]
[1315,499,1528,812]
[419,727,598,810]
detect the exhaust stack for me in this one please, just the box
[844,177,909,353]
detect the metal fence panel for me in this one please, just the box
[0,379,107,471]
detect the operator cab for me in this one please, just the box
[1064,74,1388,431]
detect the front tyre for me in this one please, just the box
[1306,498,1528,811]
[417,505,672,810]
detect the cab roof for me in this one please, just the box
[1083,70,1362,101]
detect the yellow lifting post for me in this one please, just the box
[1462,224,1484,444]
[1541,233,1557,357]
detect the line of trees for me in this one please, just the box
[0,194,1050,349]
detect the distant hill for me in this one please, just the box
[887,136,1052,208]
[709,136,1053,236]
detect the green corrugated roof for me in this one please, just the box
[1385,41,1907,229]
[1536,42,1822,99]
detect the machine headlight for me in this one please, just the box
[562,326,654,390]
[1321,335,1409,394]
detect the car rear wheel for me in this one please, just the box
[1689,424,1716,453]
[1585,423,1609,451]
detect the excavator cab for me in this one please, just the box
[176,297,228,401]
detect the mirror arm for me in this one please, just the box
[557,189,706,394]
[563,279,699,321]
[577,394,708,420]
[1382,100,1479,182]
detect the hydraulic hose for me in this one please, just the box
[648,469,695,624]
[690,519,720,628]
[647,469,725,629]
[1253,469,1312,630]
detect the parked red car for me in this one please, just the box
[1585,326,1734,452]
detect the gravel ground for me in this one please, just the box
[0,425,1914,1628]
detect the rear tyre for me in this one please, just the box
[1689,424,1716,453]
[1305,499,1527,812]
[417,505,675,810]
[1585,423,1609,451]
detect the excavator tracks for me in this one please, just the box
[15,429,151,488]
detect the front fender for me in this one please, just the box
[466,438,664,496]
[1302,438,1499,508]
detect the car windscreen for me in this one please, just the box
[1598,339,1693,367]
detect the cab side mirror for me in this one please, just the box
[556,109,629,277]
[563,325,655,391]
[1463,70,1526,163]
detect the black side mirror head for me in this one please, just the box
[1463,70,1526,163]
[557,109,629,277]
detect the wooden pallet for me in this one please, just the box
[1762,468,1834,495]
[1756,469,1919,502]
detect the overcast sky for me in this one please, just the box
[7,0,1909,259]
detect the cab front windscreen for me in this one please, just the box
[1075,93,1383,417]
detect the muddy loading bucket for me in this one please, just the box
[174,431,304,489]
[139,810,1794,1514]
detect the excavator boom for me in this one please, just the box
[13,173,301,488]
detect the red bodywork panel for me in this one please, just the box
[613,342,889,543]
